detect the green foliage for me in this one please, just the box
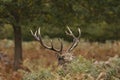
[0,24,13,39]
[23,69,54,80]
[57,56,99,77]
[105,56,120,79]
[0,0,120,41]
[22,55,120,80]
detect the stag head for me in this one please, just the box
[30,27,81,66]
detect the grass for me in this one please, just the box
[0,39,120,80]
[22,55,120,80]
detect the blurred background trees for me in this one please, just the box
[0,0,120,42]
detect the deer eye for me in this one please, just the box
[60,55,64,58]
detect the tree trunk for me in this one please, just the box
[13,25,23,71]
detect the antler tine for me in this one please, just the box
[66,27,81,52]
[38,27,41,38]
[65,26,76,38]
[37,28,51,48]
[50,40,53,49]
[78,28,81,39]
[30,29,39,41]
[31,27,63,53]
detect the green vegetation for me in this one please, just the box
[22,55,120,80]
[0,0,120,42]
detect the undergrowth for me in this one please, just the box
[22,55,120,80]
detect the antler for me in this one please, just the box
[30,27,63,53]
[65,26,81,52]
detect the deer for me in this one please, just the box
[30,27,81,68]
